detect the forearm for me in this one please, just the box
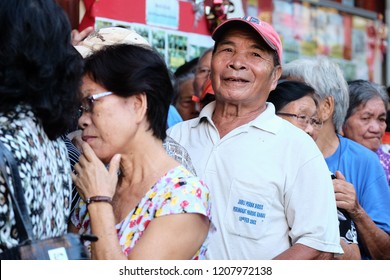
[88,203,127,260]
[273,243,332,260]
[334,239,360,260]
[352,206,390,259]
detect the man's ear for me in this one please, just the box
[320,96,334,122]
[270,66,282,91]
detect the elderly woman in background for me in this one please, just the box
[267,80,322,140]
[282,57,390,259]
[267,80,360,259]
[69,43,212,260]
[342,79,390,186]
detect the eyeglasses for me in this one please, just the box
[276,112,323,129]
[195,67,211,78]
[79,91,113,116]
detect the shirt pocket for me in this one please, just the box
[224,178,277,240]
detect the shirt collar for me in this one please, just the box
[191,101,282,135]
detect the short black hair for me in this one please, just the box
[0,0,83,139]
[84,44,173,140]
[174,57,199,78]
[267,80,317,112]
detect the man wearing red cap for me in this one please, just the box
[168,16,342,259]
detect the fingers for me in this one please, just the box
[335,170,346,181]
[79,141,96,162]
[71,26,94,46]
[333,179,357,213]
[78,26,94,39]
[71,132,82,148]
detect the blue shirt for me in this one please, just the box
[325,135,390,259]
[167,105,183,128]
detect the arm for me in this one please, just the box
[334,239,360,260]
[88,202,128,260]
[273,244,332,260]
[334,171,390,259]
[349,205,390,259]
[73,201,209,259]
[128,213,210,259]
[87,196,209,260]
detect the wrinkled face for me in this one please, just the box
[175,77,199,120]
[278,96,321,141]
[211,27,281,106]
[78,75,138,163]
[343,97,387,151]
[193,51,212,97]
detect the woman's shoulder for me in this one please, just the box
[164,165,207,189]
[151,165,211,218]
[151,165,210,201]
[0,105,36,126]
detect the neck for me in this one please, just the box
[213,102,266,138]
[119,137,177,192]
[315,125,340,158]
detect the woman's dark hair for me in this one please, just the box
[84,44,174,140]
[267,80,317,112]
[0,0,83,139]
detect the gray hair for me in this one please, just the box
[198,47,213,66]
[281,56,349,132]
[346,79,389,121]
[172,71,195,104]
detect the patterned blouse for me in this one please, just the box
[71,165,213,259]
[377,146,390,186]
[0,105,72,252]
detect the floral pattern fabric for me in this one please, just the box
[71,165,213,259]
[0,105,72,252]
[377,145,390,186]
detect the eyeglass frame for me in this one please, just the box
[276,112,323,129]
[79,91,113,116]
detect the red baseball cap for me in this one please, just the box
[212,16,283,64]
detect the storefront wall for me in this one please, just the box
[87,0,386,84]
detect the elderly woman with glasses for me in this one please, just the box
[267,80,360,259]
[267,80,323,140]
[69,43,213,260]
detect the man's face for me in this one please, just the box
[211,27,281,106]
[193,51,212,97]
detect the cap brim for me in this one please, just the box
[74,45,92,58]
[212,19,277,53]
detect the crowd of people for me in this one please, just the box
[1,0,389,260]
